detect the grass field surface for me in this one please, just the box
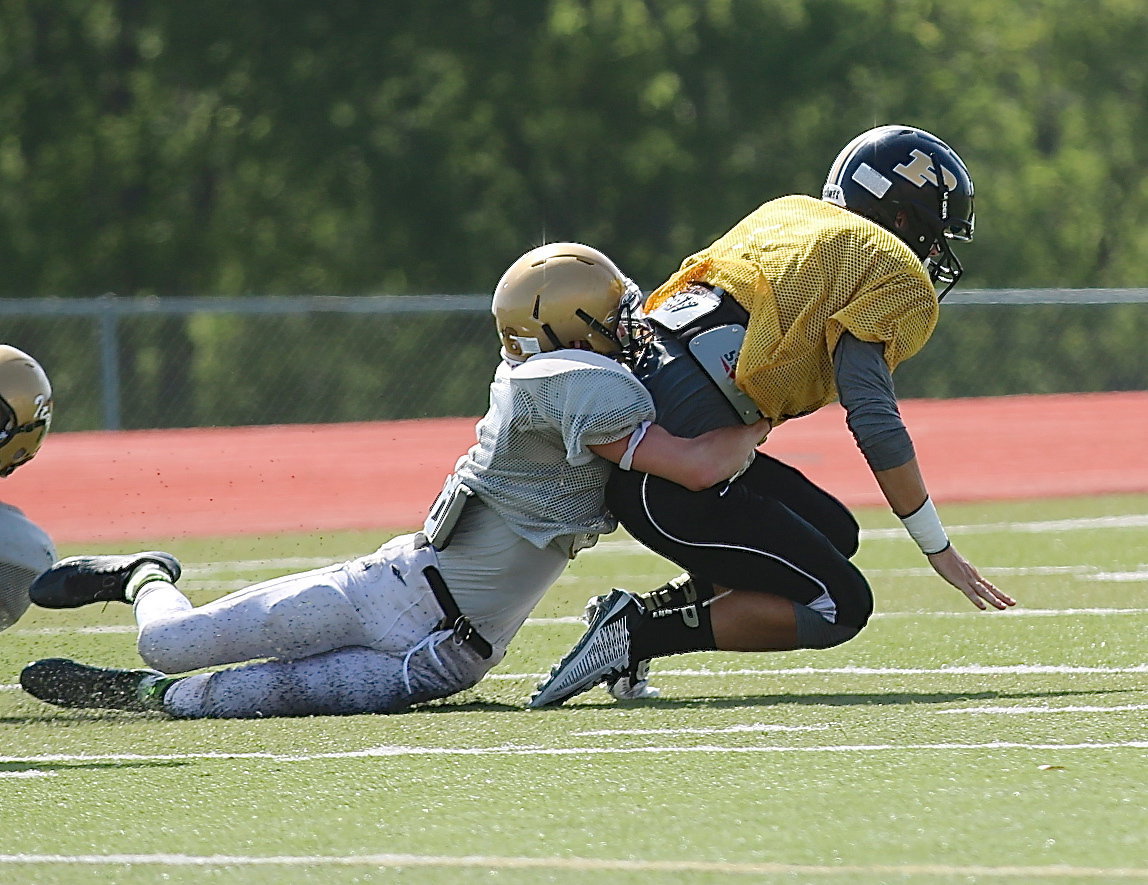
[2,493,1146,884]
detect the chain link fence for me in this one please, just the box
[2,291,1146,432]
[1,296,494,431]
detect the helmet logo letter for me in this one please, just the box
[894,149,958,191]
[32,394,52,426]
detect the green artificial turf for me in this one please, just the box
[2,494,1145,884]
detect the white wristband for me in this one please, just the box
[618,420,651,471]
[899,497,950,555]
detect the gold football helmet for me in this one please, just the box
[0,345,53,477]
[492,243,632,361]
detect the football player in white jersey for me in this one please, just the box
[0,345,56,633]
[21,243,768,718]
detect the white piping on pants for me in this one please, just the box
[637,473,839,623]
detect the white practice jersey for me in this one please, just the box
[455,350,655,550]
[0,501,56,631]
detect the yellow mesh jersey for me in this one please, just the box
[647,195,938,422]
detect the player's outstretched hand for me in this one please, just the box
[926,545,1016,611]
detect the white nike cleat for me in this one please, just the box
[606,659,660,700]
[581,593,659,700]
[530,588,642,708]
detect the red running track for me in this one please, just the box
[4,391,1146,544]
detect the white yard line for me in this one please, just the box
[574,723,831,736]
[867,607,1148,617]
[0,852,1144,879]
[854,513,1148,541]
[2,740,1146,767]
[934,703,1148,715]
[0,853,1143,879]
[853,566,1147,579]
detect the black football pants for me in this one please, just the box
[605,452,874,629]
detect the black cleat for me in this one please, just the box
[21,658,167,712]
[30,552,181,609]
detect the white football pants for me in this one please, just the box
[136,534,493,717]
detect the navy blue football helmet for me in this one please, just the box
[822,125,975,298]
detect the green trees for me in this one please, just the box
[4,0,1148,297]
[0,1,1145,428]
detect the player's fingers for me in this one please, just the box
[975,578,1014,609]
[942,559,1011,611]
[962,584,988,610]
[992,587,1017,607]
[982,592,1009,610]
[976,573,1014,603]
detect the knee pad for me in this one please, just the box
[792,602,863,649]
[137,618,196,673]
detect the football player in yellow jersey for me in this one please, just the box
[531,125,1016,708]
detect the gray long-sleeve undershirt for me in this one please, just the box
[833,332,915,471]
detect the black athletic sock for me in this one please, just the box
[630,597,717,660]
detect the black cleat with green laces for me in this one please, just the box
[29,552,181,609]
[20,658,171,712]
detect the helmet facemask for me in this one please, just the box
[903,152,974,300]
[0,404,50,476]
